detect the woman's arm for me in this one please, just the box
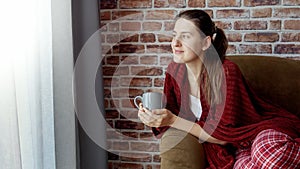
[138,106,226,145]
[171,114,227,145]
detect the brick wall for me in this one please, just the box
[100,0,299,168]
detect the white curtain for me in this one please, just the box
[0,0,56,169]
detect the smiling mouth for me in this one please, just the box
[174,50,184,54]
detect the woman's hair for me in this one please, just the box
[176,10,228,105]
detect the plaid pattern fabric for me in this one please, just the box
[234,129,300,169]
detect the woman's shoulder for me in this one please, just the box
[223,59,242,73]
[223,59,240,70]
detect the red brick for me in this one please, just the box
[121,22,141,31]
[140,55,159,64]
[282,33,300,42]
[112,141,130,151]
[160,56,173,65]
[154,78,164,87]
[274,8,300,18]
[108,22,119,32]
[269,20,281,30]
[284,20,300,30]
[234,21,267,30]
[105,110,120,119]
[226,44,237,54]
[131,66,163,76]
[154,0,168,8]
[275,44,300,54]
[120,34,139,43]
[158,34,172,42]
[115,120,145,130]
[141,33,156,43]
[153,154,161,162]
[155,0,186,8]
[119,0,152,9]
[107,66,130,76]
[143,22,163,31]
[121,131,139,140]
[251,8,272,18]
[120,77,152,87]
[105,56,120,65]
[146,164,161,169]
[120,152,152,162]
[164,21,175,31]
[227,33,242,42]
[283,0,300,5]
[103,66,117,76]
[168,0,186,7]
[109,99,120,109]
[101,11,111,20]
[104,77,119,87]
[131,142,159,152]
[112,11,144,20]
[107,34,120,43]
[100,22,108,31]
[188,0,205,7]
[102,45,112,54]
[104,99,109,108]
[146,44,172,53]
[146,10,176,20]
[244,0,280,6]
[215,21,232,30]
[216,9,249,18]
[208,0,240,7]
[120,56,139,65]
[139,132,158,141]
[244,33,279,42]
[111,88,144,98]
[239,44,272,54]
[100,0,117,9]
[112,162,144,169]
[107,131,120,140]
[119,109,139,119]
[113,44,145,54]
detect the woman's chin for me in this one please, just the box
[173,56,184,63]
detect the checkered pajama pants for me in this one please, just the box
[234,129,300,169]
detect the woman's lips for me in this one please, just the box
[174,50,184,54]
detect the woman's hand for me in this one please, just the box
[138,103,177,127]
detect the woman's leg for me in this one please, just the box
[159,128,206,169]
[251,129,300,169]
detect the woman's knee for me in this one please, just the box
[160,128,206,169]
[251,129,300,168]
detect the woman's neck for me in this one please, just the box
[186,59,203,98]
[186,59,202,81]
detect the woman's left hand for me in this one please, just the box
[138,105,177,127]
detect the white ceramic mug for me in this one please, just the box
[134,92,163,110]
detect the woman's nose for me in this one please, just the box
[172,37,182,47]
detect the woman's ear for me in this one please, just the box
[202,36,212,51]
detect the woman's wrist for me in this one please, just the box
[170,115,195,133]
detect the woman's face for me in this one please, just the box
[171,18,204,64]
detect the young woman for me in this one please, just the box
[138,9,300,169]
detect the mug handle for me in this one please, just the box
[133,96,143,109]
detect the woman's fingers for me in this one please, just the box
[138,108,162,127]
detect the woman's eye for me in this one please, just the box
[181,34,190,39]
